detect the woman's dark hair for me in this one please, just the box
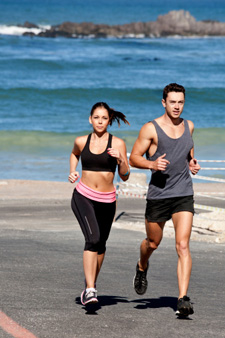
[163,83,185,101]
[90,102,130,126]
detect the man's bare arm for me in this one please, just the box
[129,123,153,169]
[129,123,170,171]
[187,120,201,175]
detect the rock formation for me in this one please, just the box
[22,10,225,38]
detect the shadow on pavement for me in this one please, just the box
[75,295,129,314]
[131,296,177,311]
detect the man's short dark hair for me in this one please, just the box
[163,83,185,100]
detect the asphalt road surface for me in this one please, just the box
[0,197,225,338]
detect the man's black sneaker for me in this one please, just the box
[81,289,98,306]
[133,261,149,295]
[176,296,194,316]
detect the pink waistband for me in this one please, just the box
[76,181,116,203]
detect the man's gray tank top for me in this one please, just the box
[146,119,194,200]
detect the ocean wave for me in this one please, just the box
[0,128,224,181]
[0,58,64,70]
[0,130,138,154]
[1,87,225,133]
[1,86,224,98]
[0,87,161,102]
[0,130,76,153]
[0,128,224,156]
[0,24,49,36]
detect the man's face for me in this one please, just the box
[162,92,185,119]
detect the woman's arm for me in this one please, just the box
[68,137,82,183]
[107,137,130,182]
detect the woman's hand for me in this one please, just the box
[68,171,80,183]
[107,147,122,162]
[108,147,130,180]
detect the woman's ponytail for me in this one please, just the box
[108,108,130,126]
[90,102,130,126]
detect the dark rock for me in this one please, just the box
[202,20,219,23]
[21,10,225,39]
[23,32,36,37]
[37,29,71,38]
[23,21,39,29]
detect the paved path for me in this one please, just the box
[0,181,225,337]
[0,210,225,337]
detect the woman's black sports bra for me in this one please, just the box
[81,133,117,172]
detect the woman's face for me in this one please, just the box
[89,107,110,133]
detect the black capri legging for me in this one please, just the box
[71,189,116,254]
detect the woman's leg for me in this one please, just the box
[83,251,98,288]
[96,253,105,282]
[94,201,116,281]
[71,190,101,289]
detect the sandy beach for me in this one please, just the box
[0,179,225,244]
[0,180,225,243]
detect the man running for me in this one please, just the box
[129,83,200,316]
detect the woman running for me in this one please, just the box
[69,102,130,306]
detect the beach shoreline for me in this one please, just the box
[1,179,224,244]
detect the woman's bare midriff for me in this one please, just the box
[81,171,115,192]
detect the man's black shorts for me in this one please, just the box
[145,195,194,223]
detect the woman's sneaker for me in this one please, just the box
[176,296,194,316]
[133,261,149,295]
[80,289,98,306]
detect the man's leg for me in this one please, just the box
[139,219,165,271]
[133,220,165,295]
[172,211,193,298]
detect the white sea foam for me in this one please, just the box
[0,25,48,36]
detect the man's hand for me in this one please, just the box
[189,158,201,175]
[152,153,170,171]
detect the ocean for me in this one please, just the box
[0,0,225,182]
